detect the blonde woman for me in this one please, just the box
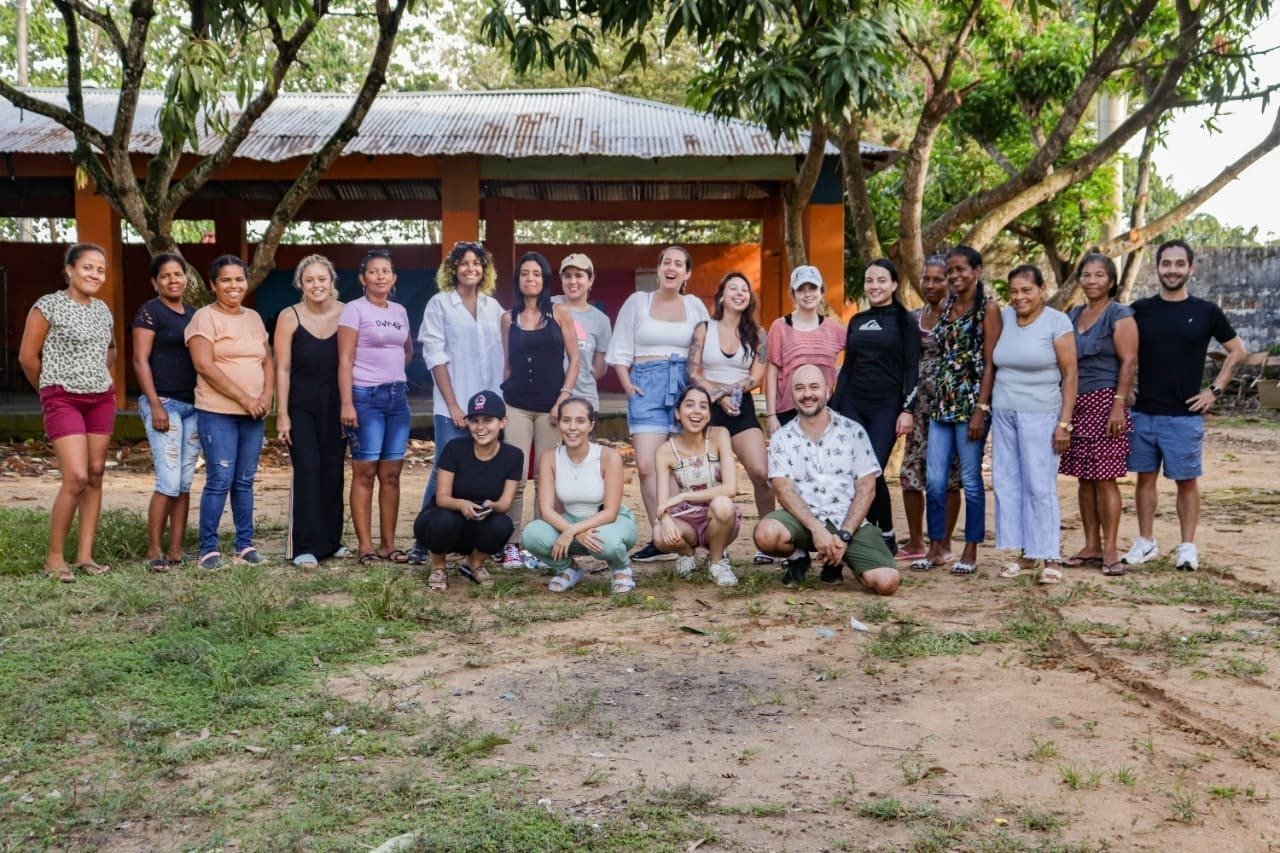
[275,254,346,568]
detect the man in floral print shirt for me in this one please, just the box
[754,364,901,595]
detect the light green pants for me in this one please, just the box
[521,505,637,571]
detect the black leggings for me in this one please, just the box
[414,507,514,557]
[840,397,901,534]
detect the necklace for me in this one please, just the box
[564,446,591,479]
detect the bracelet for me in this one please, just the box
[559,388,573,394]
[1113,393,1125,402]
[976,403,991,414]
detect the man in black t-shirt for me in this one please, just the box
[1122,240,1246,572]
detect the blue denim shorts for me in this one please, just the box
[139,396,201,496]
[626,357,687,435]
[1127,411,1203,480]
[347,381,411,462]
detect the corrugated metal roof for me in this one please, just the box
[0,88,897,162]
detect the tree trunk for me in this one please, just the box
[840,115,883,269]
[778,117,830,272]
[1117,126,1158,302]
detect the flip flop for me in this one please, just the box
[427,568,448,591]
[358,552,380,566]
[76,561,111,576]
[147,557,170,574]
[751,551,776,565]
[895,548,928,562]
[1063,554,1103,568]
[950,561,976,575]
[1101,561,1126,577]
[458,564,494,587]
[44,566,75,583]
[378,549,410,564]
[909,559,933,572]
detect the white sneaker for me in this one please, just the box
[1122,537,1158,565]
[708,557,738,587]
[501,543,524,570]
[1174,542,1199,572]
[674,554,698,579]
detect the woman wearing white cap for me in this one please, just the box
[764,265,846,433]
[552,252,613,408]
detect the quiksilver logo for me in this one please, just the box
[859,319,882,331]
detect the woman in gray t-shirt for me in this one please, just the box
[990,264,1077,584]
[1057,253,1137,576]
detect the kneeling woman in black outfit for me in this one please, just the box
[413,391,524,592]
[832,259,920,556]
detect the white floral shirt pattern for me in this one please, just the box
[767,409,881,526]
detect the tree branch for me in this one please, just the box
[0,83,108,151]
[246,0,411,288]
[779,115,828,270]
[840,114,883,267]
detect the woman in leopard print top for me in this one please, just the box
[18,242,118,583]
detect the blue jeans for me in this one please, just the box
[421,414,469,511]
[926,421,986,545]
[347,381,411,462]
[626,357,687,435]
[197,410,265,554]
[139,396,201,497]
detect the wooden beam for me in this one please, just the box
[506,199,766,222]
[74,180,126,408]
[212,202,247,260]
[485,197,516,285]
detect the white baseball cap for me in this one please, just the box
[789,265,824,291]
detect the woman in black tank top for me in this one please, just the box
[498,252,581,562]
[274,254,347,567]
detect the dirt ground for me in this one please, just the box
[4,421,1280,850]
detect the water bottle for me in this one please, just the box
[729,386,743,411]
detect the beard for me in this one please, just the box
[796,396,826,417]
[1159,272,1188,292]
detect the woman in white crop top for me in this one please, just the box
[605,246,710,564]
[687,271,774,565]
[653,386,742,587]
[520,397,638,594]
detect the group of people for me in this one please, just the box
[19,238,1244,594]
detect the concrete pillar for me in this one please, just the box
[485,197,516,292]
[804,201,846,319]
[760,196,786,325]
[74,181,126,407]
[441,155,481,254]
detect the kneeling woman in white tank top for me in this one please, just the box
[521,397,638,594]
[653,385,742,587]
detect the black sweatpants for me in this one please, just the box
[839,397,901,535]
[286,403,346,560]
[414,507,514,557]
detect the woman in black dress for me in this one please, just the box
[274,254,347,567]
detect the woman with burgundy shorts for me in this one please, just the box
[19,243,118,582]
[1058,253,1137,576]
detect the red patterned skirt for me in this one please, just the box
[1058,387,1131,480]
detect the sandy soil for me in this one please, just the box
[4,421,1280,850]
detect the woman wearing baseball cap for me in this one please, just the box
[413,390,524,591]
[764,265,846,433]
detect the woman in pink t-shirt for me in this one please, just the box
[764,266,845,433]
[339,249,414,566]
[185,254,274,570]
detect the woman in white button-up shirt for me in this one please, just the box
[417,242,505,519]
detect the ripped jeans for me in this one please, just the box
[196,410,265,555]
[139,396,201,496]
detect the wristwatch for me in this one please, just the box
[836,529,854,543]
[976,403,991,414]
[1057,421,1074,432]
[1209,385,1223,397]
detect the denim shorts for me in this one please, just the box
[347,381,411,462]
[626,357,687,435]
[139,396,201,496]
[1127,411,1203,480]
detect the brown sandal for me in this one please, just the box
[1063,553,1103,568]
[44,566,76,583]
[76,561,111,576]
[1101,561,1126,577]
[427,568,448,591]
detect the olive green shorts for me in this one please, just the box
[763,511,894,578]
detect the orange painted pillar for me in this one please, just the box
[213,204,248,262]
[759,196,786,326]
[804,202,846,319]
[440,155,481,258]
[74,181,126,407]
[485,197,516,296]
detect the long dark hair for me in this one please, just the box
[511,251,554,321]
[674,384,714,434]
[711,270,762,361]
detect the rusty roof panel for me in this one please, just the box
[0,88,896,163]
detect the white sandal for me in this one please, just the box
[998,563,1023,579]
[610,565,635,595]
[1039,564,1064,585]
[548,566,583,593]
